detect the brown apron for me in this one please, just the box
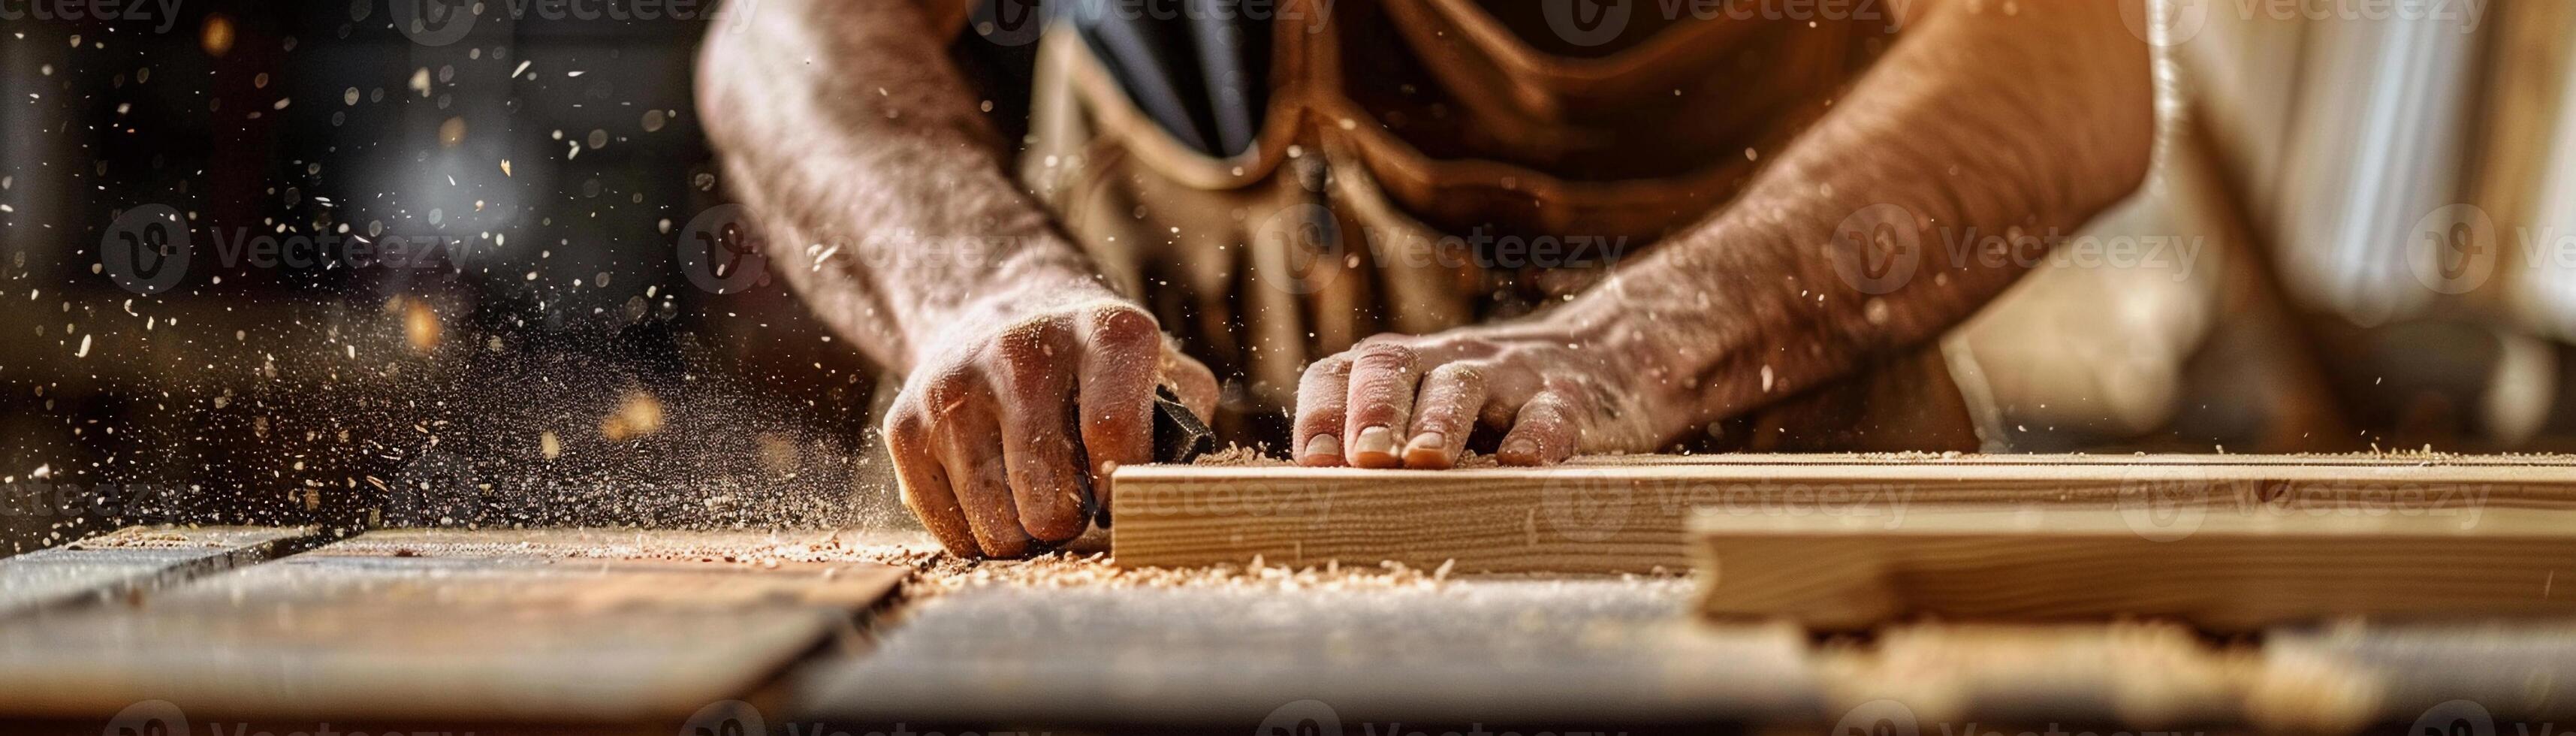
[951,0,1981,451]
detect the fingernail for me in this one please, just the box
[1302,433,1341,462]
[1501,438,1537,460]
[1403,431,1446,456]
[1353,425,1396,457]
[1401,431,1451,469]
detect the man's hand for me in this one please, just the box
[697,0,1224,557]
[882,297,1217,557]
[1292,311,1663,469]
[1294,2,2154,466]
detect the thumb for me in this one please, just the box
[1156,334,1220,421]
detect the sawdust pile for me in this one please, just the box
[910,551,1463,597]
[331,527,942,568]
[1188,444,1501,468]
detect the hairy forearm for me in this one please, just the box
[1572,0,2156,430]
[695,0,1108,374]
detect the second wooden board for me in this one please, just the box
[1110,457,2576,573]
[1691,506,2576,630]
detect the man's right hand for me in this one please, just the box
[881,297,1217,557]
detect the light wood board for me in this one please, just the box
[792,578,1826,728]
[1110,454,2576,574]
[792,581,2576,731]
[0,525,323,618]
[1691,506,2576,630]
[0,528,907,727]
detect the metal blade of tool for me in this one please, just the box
[1151,384,1215,464]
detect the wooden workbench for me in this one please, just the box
[4,452,2574,735]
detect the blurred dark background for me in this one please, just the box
[0,0,909,555]
[11,0,2576,557]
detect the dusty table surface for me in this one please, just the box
[0,526,908,729]
[6,524,2576,736]
[0,525,322,617]
[805,552,2576,734]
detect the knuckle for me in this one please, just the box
[1301,354,1353,382]
[897,473,940,507]
[882,412,931,450]
[1021,506,1086,544]
[913,369,978,415]
[995,354,1064,400]
[1087,305,1159,351]
[991,320,1063,361]
[1353,340,1418,370]
[1430,362,1487,389]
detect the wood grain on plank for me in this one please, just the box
[1692,506,2576,630]
[1112,455,2576,574]
[2264,622,2576,722]
[794,579,1825,728]
[0,526,323,617]
[0,528,906,726]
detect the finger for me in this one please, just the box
[885,410,979,557]
[1340,341,1420,469]
[1160,336,1220,421]
[1076,306,1160,514]
[934,402,1036,557]
[1293,355,1353,466]
[995,328,1088,544]
[1498,387,1583,466]
[1402,363,1486,469]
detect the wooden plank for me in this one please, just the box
[1691,506,2576,630]
[2264,622,2576,723]
[1807,623,2381,731]
[792,578,1825,728]
[792,572,2576,731]
[0,526,322,617]
[0,528,907,728]
[1110,455,2576,574]
[1566,453,2576,467]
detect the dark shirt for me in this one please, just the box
[1066,0,1271,157]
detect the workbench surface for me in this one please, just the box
[1,525,2570,735]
